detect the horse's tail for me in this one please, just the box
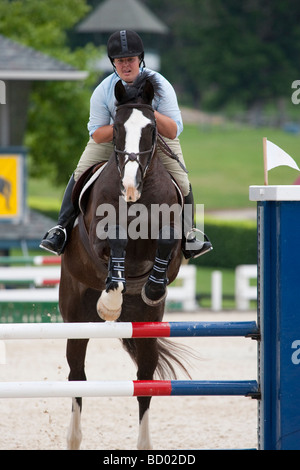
[121,338,198,380]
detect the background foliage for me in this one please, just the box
[1,0,300,189]
[145,0,300,115]
[0,0,100,184]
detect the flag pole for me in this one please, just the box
[263,137,268,185]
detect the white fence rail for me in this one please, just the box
[0,264,197,311]
[235,265,257,310]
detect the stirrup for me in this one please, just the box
[182,228,213,259]
[39,225,67,255]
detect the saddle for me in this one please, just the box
[72,162,107,214]
[72,161,184,217]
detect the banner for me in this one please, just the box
[263,137,300,185]
[266,139,300,171]
[0,153,24,221]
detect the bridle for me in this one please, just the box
[114,103,157,178]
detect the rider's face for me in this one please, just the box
[114,56,140,83]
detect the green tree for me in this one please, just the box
[0,0,102,184]
[146,0,300,115]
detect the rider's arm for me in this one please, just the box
[88,75,117,143]
[92,124,114,143]
[154,111,177,140]
[151,71,183,139]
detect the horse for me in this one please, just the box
[59,71,190,450]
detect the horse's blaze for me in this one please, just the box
[122,160,141,202]
[123,185,140,202]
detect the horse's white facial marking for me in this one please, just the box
[122,109,152,202]
[124,108,152,153]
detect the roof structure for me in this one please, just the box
[0,34,88,80]
[76,0,168,34]
[0,35,88,249]
[0,209,56,251]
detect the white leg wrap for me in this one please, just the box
[67,398,82,450]
[137,410,153,450]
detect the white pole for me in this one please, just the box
[211,270,222,311]
[0,381,134,398]
[0,322,133,340]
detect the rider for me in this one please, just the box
[40,30,212,259]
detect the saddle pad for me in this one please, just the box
[171,177,184,209]
[78,162,107,213]
[76,163,182,215]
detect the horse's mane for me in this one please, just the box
[117,70,162,105]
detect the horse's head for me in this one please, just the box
[113,74,157,202]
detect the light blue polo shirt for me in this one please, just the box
[87,68,183,138]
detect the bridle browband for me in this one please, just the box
[114,103,157,178]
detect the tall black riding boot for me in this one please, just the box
[39,174,77,255]
[181,185,213,259]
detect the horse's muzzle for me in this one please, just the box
[121,159,142,202]
[122,184,141,202]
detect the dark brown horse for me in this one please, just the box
[59,71,188,450]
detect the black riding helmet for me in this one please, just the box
[107,30,145,68]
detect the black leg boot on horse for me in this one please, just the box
[142,226,177,306]
[181,185,213,259]
[39,174,77,255]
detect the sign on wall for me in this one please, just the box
[0,151,25,222]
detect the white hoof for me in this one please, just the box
[97,297,121,321]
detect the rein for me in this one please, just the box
[157,134,188,174]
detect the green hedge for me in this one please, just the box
[190,217,258,269]
[32,207,257,270]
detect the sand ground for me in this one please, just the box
[0,310,258,451]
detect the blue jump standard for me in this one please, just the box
[250,185,300,450]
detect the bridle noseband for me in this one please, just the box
[114,103,157,178]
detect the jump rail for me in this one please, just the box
[0,321,259,340]
[0,380,259,399]
[0,256,61,265]
[0,320,260,401]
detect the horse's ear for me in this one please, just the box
[115,80,126,103]
[142,80,154,104]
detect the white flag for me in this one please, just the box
[266,140,300,171]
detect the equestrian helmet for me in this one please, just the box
[107,30,144,63]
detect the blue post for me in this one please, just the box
[250,185,300,450]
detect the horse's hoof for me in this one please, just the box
[141,284,168,306]
[97,298,121,321]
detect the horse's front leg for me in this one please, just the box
[142,226,178,306]
[97,225,128,321]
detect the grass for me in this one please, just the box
[28,178,63,217]
[181,124,300,210]
[27,122,300,214]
